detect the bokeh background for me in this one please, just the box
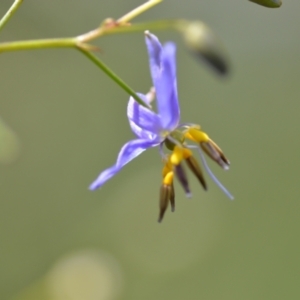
[1,0,299,299]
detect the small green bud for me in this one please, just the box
[182,21,229,75]
[249,0,282,8]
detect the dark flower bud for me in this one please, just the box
[249,0,282,8]
[182,21,230,75]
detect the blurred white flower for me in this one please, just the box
[46,249,123,300]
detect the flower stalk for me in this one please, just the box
[0,0,23,33]
[78,49,148,108]
[0,38,76,53]
[0,0,183,108]
[118,0,163,25]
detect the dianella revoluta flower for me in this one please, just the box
[90,31,233,222]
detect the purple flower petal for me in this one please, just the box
[145,33,180,131]
[127,93,162,141]
[158,42,180,129]
[145,32,163,86]
[89,139,159,190]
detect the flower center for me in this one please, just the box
[164,130,185,151]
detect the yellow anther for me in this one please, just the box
[182,148,193,159]
[162,156,173,176]
[163,171,174,185]
[187,128,210,143]
[170,146,183,165]
[162,164,172,177]
[184,131,196,142]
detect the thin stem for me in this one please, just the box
[0,0,23,33]
[101,20,186,37]
[0,0,170,109]
[78,49,149,109]
[117,0,163,25]
[78,1,169,43]
[0,38,76,53]
[0,19,183,53]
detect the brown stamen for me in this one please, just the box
[158,184,171,223]
[200,140,230,170]
[185,156,207,190]
[174,163,191,196]
[170,183,175,212]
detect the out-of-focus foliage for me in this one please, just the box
[0,0,299,300]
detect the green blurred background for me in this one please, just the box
[1,0,299,299]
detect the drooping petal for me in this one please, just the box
[127,93,162,141]
[89,139,159,190]
[145,32,180,131]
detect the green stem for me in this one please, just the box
[77,0,165,43]
[0,20,186,53]
[78,49,149,109]
[101,19,186,36]
[117,0,162,25]
[0,37,76,53]
[0,0,23,33]
[77,19,185,44]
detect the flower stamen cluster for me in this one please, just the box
[158,126,231,221]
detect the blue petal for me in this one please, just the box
[158,42,180,129]
[127,93,162,141]
[145,33,180,131]
[145,32,163,87]
[89,139,159,190]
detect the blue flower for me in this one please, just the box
[90,31,233,222]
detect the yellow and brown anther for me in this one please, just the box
[159,159,175,222]
[159,184,172,223]
[184,154,207,190]
[186,127,230,170]
[200,139,230,170]
[179,146,207,191]
[185,127,210,143]
[170,146,192,197]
